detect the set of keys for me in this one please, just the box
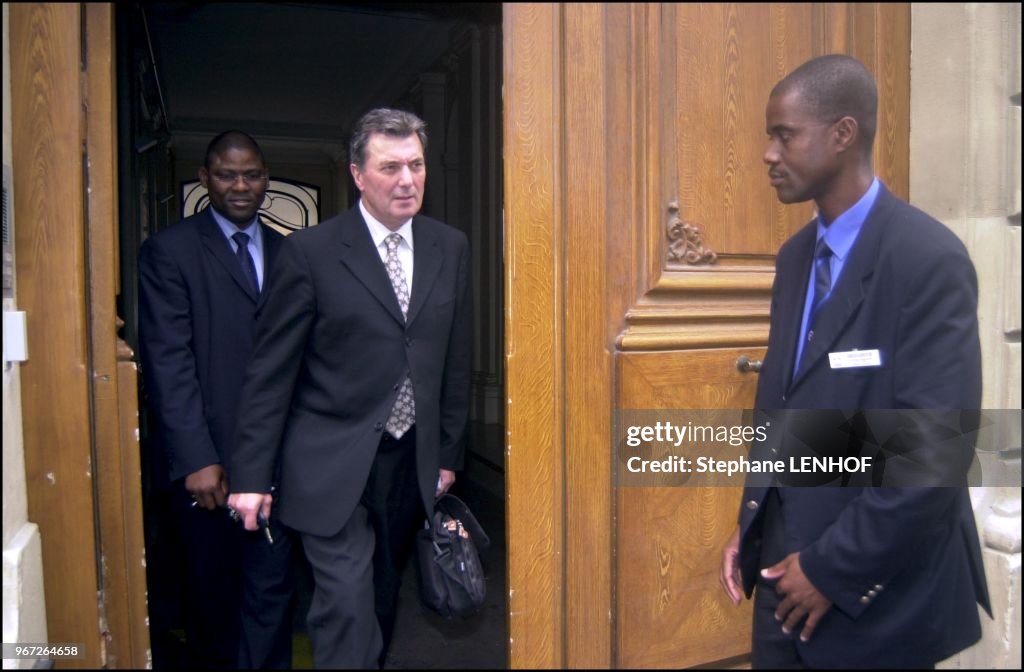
[227,507,275,544]
[190,492,275,544]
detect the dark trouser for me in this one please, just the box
[171,482,295,669]
[363,427,425,665]
[752,488,805,670]
[302,506,381,669]
[300,427,424,669]
[238,511,296,669]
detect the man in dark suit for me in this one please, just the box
[719,55,991,668]
[139,131,294,668]
[228,108,472,668]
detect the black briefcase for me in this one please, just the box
[415,493,490,618]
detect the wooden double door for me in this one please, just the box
[503,3,909,668]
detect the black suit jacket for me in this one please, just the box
[139,208,284,483]
[739,185,991,667]
[230,206,472,537]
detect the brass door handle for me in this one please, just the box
[736,355,762,373]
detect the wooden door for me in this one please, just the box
[10,4,149,667]
[503,3,909,667]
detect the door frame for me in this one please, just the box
[9,4,149,667]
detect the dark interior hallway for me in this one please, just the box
[126,3,506,668]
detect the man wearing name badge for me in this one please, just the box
[718,55,990,668]
[138,130,295,668]
[228,108,472,668]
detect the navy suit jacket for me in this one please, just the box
[139,208,284,483]
[739,185,991,667]
[229,206,472,537]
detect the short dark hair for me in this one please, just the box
[771,54,878,151]
[349,108,428,169]
[204,130,265,169]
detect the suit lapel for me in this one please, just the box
[261,222,283,274]
[406,217,442,327]
[197,210,259,303]
[336,209,406,326]
[788,187,892,392]
[255,222,284,309]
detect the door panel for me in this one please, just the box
[663,3,815,259]
[617,349,764,668]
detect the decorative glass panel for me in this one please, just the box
[181,177,320,234]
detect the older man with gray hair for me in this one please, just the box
[229,108,472,668]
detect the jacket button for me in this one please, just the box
[374,422,383,431]
[745,500,759,511]
[405,337,413,346]
[867,590,877,598]
[859,595,870,604]
[874,584,883,591]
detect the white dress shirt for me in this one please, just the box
[359,200,414,291]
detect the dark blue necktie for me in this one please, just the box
[810,238,833,324]
[232,231,259,294]
[794,237,835,374]
[799,238,833,368]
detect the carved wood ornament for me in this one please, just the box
[666,200,717,265]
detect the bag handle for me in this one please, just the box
[434,493,491,551]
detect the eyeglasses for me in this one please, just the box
[210,171,267,185]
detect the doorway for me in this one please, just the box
[115,3,506,667]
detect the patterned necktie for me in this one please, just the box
[384,233,415,438]
[232,231,260,294]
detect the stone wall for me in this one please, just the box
[910,4,1022,668]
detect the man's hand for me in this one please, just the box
[760,552,832,642]
[227,492,273,531]
[185,464,228,510]
[719,525,744,605]
[436,469,456,497]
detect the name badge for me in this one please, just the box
[829,348,882,369]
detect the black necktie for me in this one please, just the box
[232,231,259,294]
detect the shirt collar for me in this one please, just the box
[816,177,880,261]
[210,206,262,247]
[360,200,414,250]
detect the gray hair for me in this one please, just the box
[349,108,428,169]
[771,54,878,152]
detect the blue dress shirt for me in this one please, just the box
[792,177,881,377]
